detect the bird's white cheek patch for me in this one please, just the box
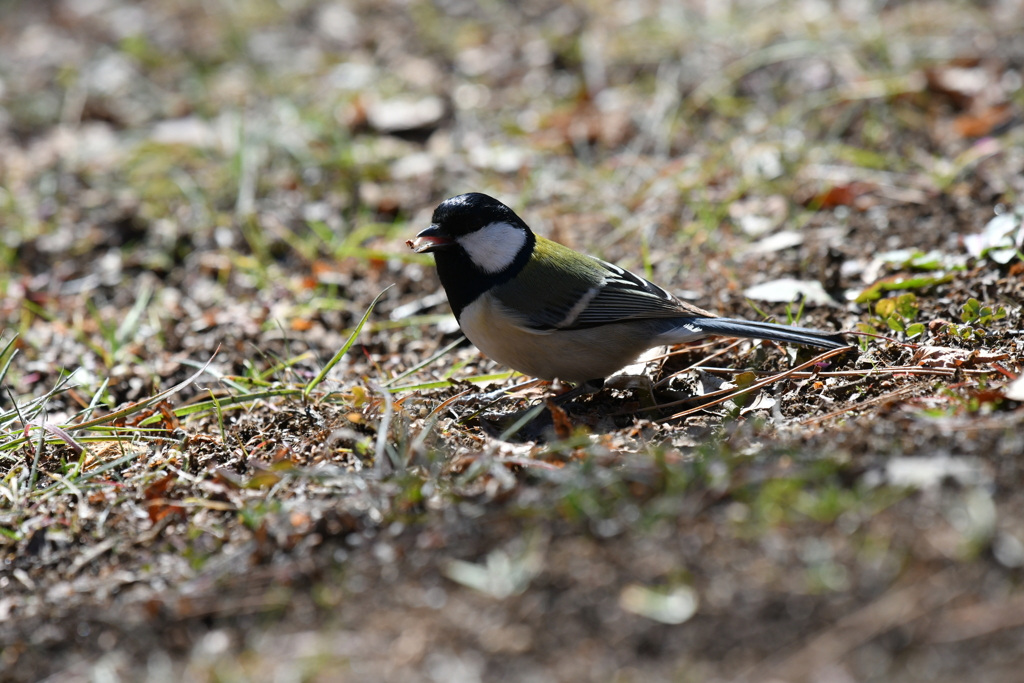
[457,222,527,274]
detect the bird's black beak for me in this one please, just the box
[407,224,456,253]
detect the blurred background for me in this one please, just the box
[2,0,1020,280]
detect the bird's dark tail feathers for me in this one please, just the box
[678,317,848,350]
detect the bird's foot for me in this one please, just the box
[549,378,605,405]
[449,379,543,408]
[603,374,659,410]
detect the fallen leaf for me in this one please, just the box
[808,182,875,209]
[144,475,186,524]
[1004,375,1024,401]
[740,230,804,256]
[953,103,1013,138]
[365,96,445,133]
[913,346,1009,369]
[619,584,699,624]
[546,400,573,440]
[885,456,991,489]
[963,210,1023,264]
[743,278,834,305]
[926,64,990,108]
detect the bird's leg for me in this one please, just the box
[449,378,543,410]
[478,378,606,441]
[603,374,658,410]
[550,378,606,405]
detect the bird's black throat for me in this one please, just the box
[433,231,535,320]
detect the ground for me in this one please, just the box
[1,0,1024,681]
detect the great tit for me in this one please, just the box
[409,193,846,388]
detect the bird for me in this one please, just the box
[408,193,847,392]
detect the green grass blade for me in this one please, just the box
[304,285,392,399]
[180,357,250,393]
[258,351,314,382]
[82,377,110,422]
[387,371,516,393]
[114,280,153,349]
[382,335,465,388]
[498,402,549,442]
[28,413,46,491]
[137,388,302,425]
[62,351,218,432]
[0,334,18,386]
[73,449,141,484]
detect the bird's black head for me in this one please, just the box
[431,192,527,238]
[411,193,531,248]
[409,193,536,319]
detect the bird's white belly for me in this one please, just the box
[458,293,654,382]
